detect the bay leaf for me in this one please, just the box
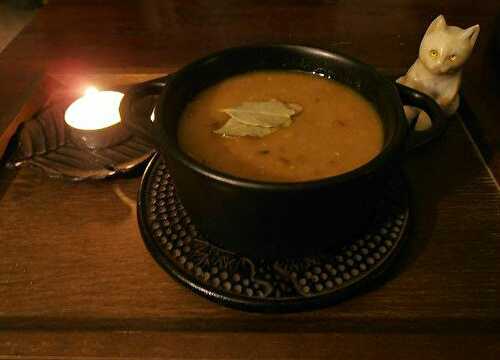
[221,99,301,127]
[215,99,302,138]
[214,118,278,138]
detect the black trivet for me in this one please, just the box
[138,154,410,312]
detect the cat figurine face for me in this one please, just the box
[419,15,480,75]
[398,15,480,128]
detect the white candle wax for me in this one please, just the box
[64,87,124,130]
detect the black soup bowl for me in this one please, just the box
[121,45,447,259]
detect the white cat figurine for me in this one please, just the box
[397,15,479,130]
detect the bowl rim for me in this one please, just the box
[157,44,408,191]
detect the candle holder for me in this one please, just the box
[69,123,131,150]
[64,89,132,150]
[5,76,163,181]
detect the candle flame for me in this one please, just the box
[84,86,99,96]
[151,107,156,122]
[65,90,124,130]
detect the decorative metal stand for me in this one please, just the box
[138,154,410,312]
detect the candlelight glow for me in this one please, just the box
[64,88,124,130]
[84,86,99,96]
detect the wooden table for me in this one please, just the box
[1,1,499,358]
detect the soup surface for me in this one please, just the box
[178,71,384,182]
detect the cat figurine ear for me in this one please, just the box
[426,15,447,34]
[397,15,480,130]
[462,24,480,47]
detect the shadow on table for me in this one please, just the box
[379,113,485,281]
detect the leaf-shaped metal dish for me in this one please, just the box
[7,92,157,181]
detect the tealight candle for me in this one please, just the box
[64,87,130,150]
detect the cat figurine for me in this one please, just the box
[397,15,479,130]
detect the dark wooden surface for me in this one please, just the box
[0,1,499,358]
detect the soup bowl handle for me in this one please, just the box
[395,83,448,151]
[119,76,171,145]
